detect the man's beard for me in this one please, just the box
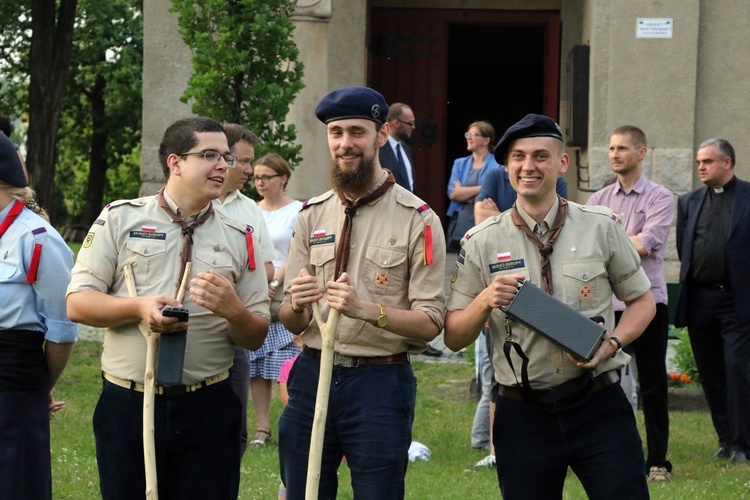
[394,126,411,142]
[329,146,378,196]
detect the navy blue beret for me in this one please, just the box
[315,86,389,125]
[495,114,564,164]
[0,133,27,188]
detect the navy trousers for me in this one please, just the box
[494,383,649,499]
[616,303,671,470]
[93,377,242,500]
[278,351,416,500]
[686,285,750,454]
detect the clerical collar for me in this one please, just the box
[712,175,736,194]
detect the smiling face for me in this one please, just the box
[168,131,230,210]
[225,139,255,194]
[327,118,387,196]
[505,136,568,206]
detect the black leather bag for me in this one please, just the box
[447,205,475,249]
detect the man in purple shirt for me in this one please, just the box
[587,125,675,482]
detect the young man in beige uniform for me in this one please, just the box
[445,114,655,499]
[277,86,446,499]
[67,117,269,499]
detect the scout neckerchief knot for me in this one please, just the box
[156,188,213,293]
[334,171,395,279]
[0,199,44,284]
[510,196,568,295]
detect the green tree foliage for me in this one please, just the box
[170,0,304,190]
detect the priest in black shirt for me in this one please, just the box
[675,138,750,464]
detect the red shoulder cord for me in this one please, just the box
[0,200,44,284]
[245,227,256,271]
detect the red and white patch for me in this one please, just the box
[375,273,389,285]
[313,229,326,237]
[141,226,156,232]
[497,252,511,261]
[580,285,591,299]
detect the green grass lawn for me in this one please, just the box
[51,340,750,499]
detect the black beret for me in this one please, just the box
[315,86,389,125]
[494,113,564,164]
[0,133,27,188]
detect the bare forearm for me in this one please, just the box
[45,341,74,389]
[67,290,146,328]
[279,302,313,334]
[444,306,491,351]
[356,302,440,342]
[613,290,656,346]
[227,311,269,350]
[449,185,481,202]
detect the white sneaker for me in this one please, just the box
[472,454,496,471]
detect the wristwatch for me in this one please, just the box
[610,336,623,358]
[376,304,388,328]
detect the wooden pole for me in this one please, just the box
[304,303,341,500]
[122,264,159,500]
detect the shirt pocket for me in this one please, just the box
[363,246,407,296]
[125,238,167,287]
[562,260,607,314]
[194,247,235,282]
[309,244,336,292]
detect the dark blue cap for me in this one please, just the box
[315,86,389,125]
[494,113,564,164]
[0,133,27,188]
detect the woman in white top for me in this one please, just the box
[250,153,303,446]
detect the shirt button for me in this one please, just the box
[582,274,588,280]
[144,249,149,255]
[351,243,356,248]
[317,258,322,264]
[382,260,388,265]
[341,344,347,349]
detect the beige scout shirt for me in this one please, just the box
[447,198,651,390]
[67,192,270,384]
[213,190,276,265]
[283,177,446,357]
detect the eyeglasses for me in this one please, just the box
[180,149,237,168]
[464,132,484,139]
[253,174,281,184]
[397,119,416,128]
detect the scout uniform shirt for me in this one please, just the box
[283,176,446,357]
[447,197,651,390]
[213,190,276,266]
[67,191,270,384]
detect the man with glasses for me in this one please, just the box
[67,117,270,499]
[213,123,275,456]
[379,102,417,193]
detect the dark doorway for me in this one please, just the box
[445,24,546,170]
[369,8,560,223]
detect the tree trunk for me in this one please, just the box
[27,0,78,223]
[80,73,109,229]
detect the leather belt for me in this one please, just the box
[104,370,229,397]
[303,345,409,367]
[498,370,619,401]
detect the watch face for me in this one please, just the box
[377,315,388,328]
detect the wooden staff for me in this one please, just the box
[122,263,192,500]
[305,302,341,499]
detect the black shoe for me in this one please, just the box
[729,451,748,464]
[714,445,731,459]
[422,345,443,357]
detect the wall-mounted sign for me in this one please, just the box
[636,18,673,39]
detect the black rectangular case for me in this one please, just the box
[500,280,606,361]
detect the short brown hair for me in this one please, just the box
[254,153,292,189]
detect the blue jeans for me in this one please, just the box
[278,351,416,500]
[494,383,649,499]
[93,377,242,500]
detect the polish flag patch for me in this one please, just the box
[142,226,156,232]
[497,252,512,261]
[313,229,326,237]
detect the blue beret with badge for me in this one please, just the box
[0,132,27,188]
[315,86,389,125]
[494,113,564,164]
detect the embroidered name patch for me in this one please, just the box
[309,234,335,247]
[129,230,167,240]
[489,259,525,273]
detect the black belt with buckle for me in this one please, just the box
[302,345,409,367]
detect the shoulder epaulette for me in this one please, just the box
[393,191,436,266]
[301,190,335,210]
[106,198,147,210]
[577,203,621,223]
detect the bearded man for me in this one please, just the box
[277,86,446,499]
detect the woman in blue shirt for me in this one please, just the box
[445,121,500,246]
[0,133,77,499]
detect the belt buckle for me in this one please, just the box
[333,352,355,367]
[159,384,187,397]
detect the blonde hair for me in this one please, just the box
[0,181,49,222]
